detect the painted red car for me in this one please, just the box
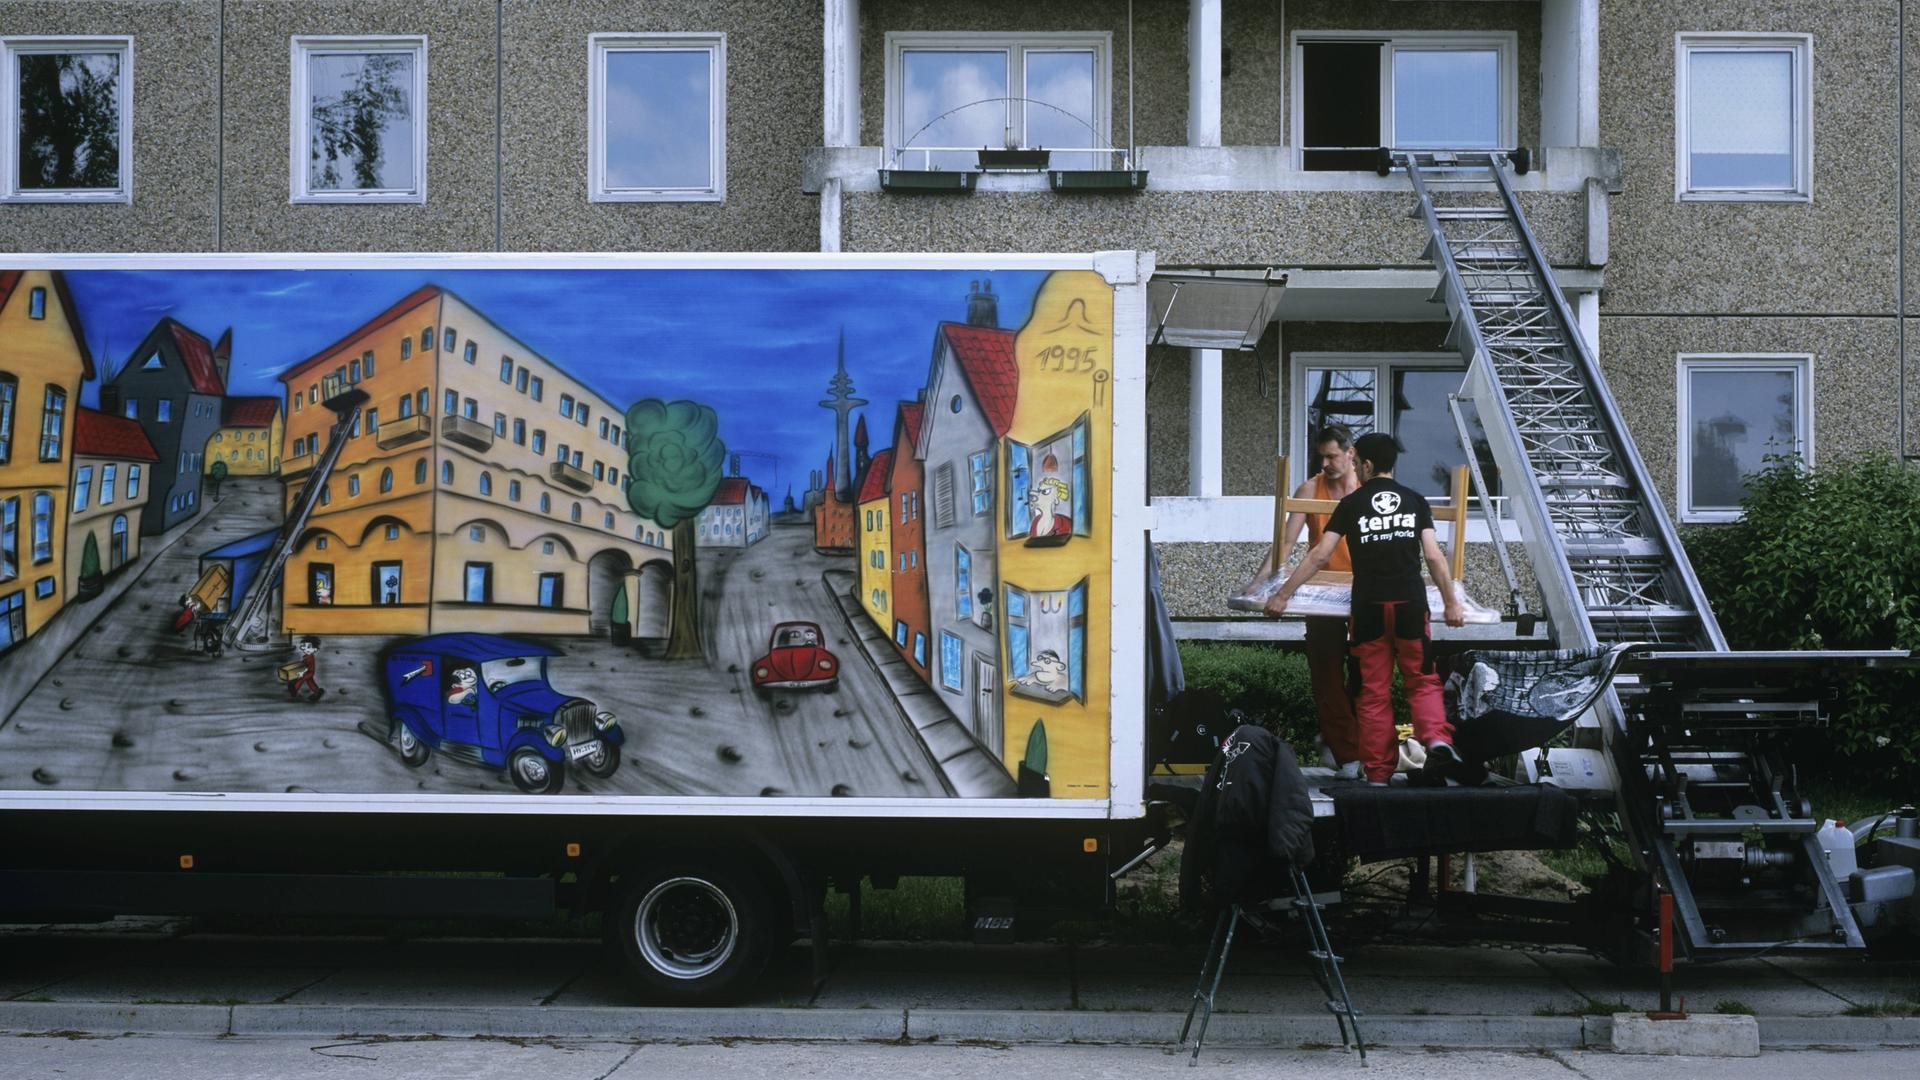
[751,621,839,692]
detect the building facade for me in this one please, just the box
[887,400,930,681]
[856,448,892,630]
[66,408,157,597]
[205,396,283,476]
[276,285,669,639]
[697,476,768,548]
[99,318,225,536]
[0,270,92,656]
[3,0,1914,649]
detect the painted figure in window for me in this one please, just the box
[1026,472,1072,542]
[446,665,479,707]
[284,636,324,702]
[1011,648,1069,696]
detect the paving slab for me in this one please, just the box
[1074,971,1320,1013]
[284,964,590,1007]
[811,969,1074,1010]
[28,965,333,1004]
[1611,1012,1760,1057]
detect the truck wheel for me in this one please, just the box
[508,747,566,794]
[612,857,774,1003]
[394,721,431,768]
[580,741,621,779]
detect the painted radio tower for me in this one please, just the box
[819,327,867,496]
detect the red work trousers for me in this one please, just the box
[1349,600,1451,783]
[1303,616,1359,766]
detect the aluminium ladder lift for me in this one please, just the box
[1397,149,1863,957]
[221,378,369,650]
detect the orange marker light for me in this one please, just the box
[565,843,582,858]
[178,855,194,870]
[1082,838,1099,854]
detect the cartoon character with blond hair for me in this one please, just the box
[1026,476,1072,539]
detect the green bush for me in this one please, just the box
[1682,453,1920,770]
[1175,642,1320,753]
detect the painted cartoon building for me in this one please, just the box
[915,320,1017,756]
[696,476,768,548]
[99,317,226,537]
[205,396,283,476]
[66,408,158,597]
[995,272,1114,799]
[276,285,669,639]
[0,271,93,656]
[812,451,856,554]
[887,400,930,680]
[856,448,892,630]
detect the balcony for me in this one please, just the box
[549,460,593,492]
[441,414,495,452]
[282,450,316,479]
[377,413,432,450]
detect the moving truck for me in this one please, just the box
[0,252,1172,1001]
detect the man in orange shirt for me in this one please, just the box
[1244,426,1362,777]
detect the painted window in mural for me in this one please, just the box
[1004,579,1087,705]
[1004,414,1089,545]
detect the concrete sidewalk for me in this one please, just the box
[0,923,1915,1049]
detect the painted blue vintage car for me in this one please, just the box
[381,633,624,794]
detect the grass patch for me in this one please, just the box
[823,877,967,942]
[1534,1000,1633,1017]
[1714,999,1755,1015]
[1841,999,1920,1018]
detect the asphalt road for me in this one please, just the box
[0,483,941,800]
[3,1038,1916,1080]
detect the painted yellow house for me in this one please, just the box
[205,396,283,475]
[856,447,893,632]
[0,270,94,656]
[995,270,1115,799]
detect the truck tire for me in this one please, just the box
[611,856,775,1003]
[580,741,621,779]
[507,746,566,794]
[394,720,431,768]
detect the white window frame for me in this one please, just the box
[1288,30,1518,170]
[588,33,726,203]
[0,36,134,203]
[883,31,1112,170]
[1675,353,1813,523]
[289,35,428,205]
[1289,351,1508,519]
[1674,33,1813,203]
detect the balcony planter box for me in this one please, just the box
[1048,169,1148,192]
[976,147,1050,171]
[878,169,976,194]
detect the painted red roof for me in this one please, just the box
[856,448,894,504]
[280,285,442,383]
[74,406,159,462]
[939,322,1017,436]
[899,400,925,448]
[213,327,232,361]
[712,477,750,505]
[163,319,227,395]
[223,396,281,427]
[0,269,96,378]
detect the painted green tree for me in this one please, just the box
[622,399,726,660]
[78,531,102,585]
[208,459,228,499]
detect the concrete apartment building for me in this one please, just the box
[2,1,1914,622]
[276,285,669,639]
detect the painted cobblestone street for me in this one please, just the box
[0,478,941,799]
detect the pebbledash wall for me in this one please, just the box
[2,0,1916,621]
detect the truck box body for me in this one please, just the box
[0,253,1152,824]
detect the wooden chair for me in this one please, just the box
[1273,455,1469,587]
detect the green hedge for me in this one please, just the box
[1175,641,1413,756]
[1682,453,1920,772]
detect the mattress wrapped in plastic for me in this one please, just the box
[1228,569,1501,623]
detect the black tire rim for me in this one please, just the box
[635,876,738,979]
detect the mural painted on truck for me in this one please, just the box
[0,267,1117,801]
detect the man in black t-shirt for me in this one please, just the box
[1267,433,1465,782]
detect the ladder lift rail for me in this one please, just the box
[222,388,369,648]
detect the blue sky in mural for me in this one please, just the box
[64,268,1045,504]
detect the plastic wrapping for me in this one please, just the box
[1229,571,1502,623]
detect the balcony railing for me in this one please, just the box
[376,413,432,450]
[282,450,316,478]
[441,414,495,452]
[549,460,593,491]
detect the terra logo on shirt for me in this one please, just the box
[1370,490,1401,515]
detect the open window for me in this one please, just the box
[1293,32,1515,170]
[2,36,133,203]
[886,32,1110,171]
[1005,579,1088,705]
[1005,413,1091,547]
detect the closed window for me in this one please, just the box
[290,36,426,203]
[537,572,564,608]
[2,36,133,203]
[100,463,115,505]
[939,631,963,692]
[479,470,492,496]
[379,467,393,492]
[1677,355,1812,522]
[969,451,991,515]
[1293,354,1500,502]
[413,458,427,484]
[38,386,65,460]
[463,561,492,603]
[1676,35,1812,201]
[499,357,513,384]
[512,418,525,444]
[886,33,1109,171]
[590,33,726,201]
[0,591,23,653]
[31,490,52,561]
[0,374,14,464]
[0,495,16,583]
[508,479,521,501]
[400,336,411,360]
[443,389,457,415]
[1292,32,1516,171]
[347,474,360,496]
[516,367,529,393]
[371,560,402,605]
[126,464,140,499]
[440,460,452,485]
[559,394,574,419]
[529,376,543,402]
[531,429,546,454]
